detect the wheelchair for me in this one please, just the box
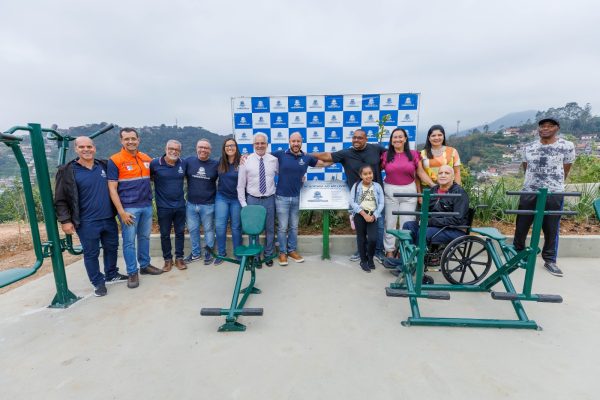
[389,206,492,285]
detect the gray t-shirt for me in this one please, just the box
[521,137,575,192]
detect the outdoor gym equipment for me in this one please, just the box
[201,205,276,332]
[385,187,580,330]
[0,123,114,308]
[387,204,491,285]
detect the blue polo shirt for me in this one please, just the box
[272,149,318,197]
[150,156,186,209]
[185,157,219,204]
[217,162,239,200]
[73,161,113,222]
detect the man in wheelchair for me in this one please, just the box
[404,164,469,242]
[396,165,470,280]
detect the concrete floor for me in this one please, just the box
[0,255,599,400]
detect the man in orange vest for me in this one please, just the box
[108,127,163,289]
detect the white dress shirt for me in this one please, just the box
[237,153,279,206]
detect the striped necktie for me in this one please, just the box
[259,157,267,194]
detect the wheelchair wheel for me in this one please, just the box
[440,236,491,285]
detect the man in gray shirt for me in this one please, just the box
[513,117,575,277]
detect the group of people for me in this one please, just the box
[53,117,575,297]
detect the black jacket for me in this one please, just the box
[428,183,469,228]
[54,159,114,228]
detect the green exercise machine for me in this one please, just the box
[201,205,276,332]
[0,123,113,307]
[386,188,580,330]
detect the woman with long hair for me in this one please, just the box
[381,128,434,257]
[421,124,462,186]
[214,138,242,265]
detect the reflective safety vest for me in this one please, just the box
[108,147,153,208]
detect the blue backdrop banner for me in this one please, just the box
[232,93,420,181]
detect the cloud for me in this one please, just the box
[1,0,599,138]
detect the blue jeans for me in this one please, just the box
[186,202,215,257]
[246,194,275,257]
[76,217,119,287]
[275,195,300,254]
[215,193,242,257]
[119,206,153,275]
[157,207,186,260]
[403,221,465,245]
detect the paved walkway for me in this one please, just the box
[0,255,598,399]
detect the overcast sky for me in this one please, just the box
[1,0,599,138]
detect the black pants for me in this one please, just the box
[354,213,377,265]
[513,194,563,262]
[157,207,186,260]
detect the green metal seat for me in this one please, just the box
[0,267,37,288]
[470,227,506,241]
[233,205,267,258]
[387,229,413,241]
[594,198,600,222]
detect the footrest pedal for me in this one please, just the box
[200,308,222,316]
[240,308,264,316]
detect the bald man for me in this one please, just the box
[271,132,329,266]
[55,136,126,297]
[402,165,469,246]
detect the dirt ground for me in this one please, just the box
[0,223,82,294]
[1,218,598,294]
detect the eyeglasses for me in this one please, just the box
[224,144,236,148]
[167,147,181,152]
[197,146,211,150]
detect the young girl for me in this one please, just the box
[349,165,385,272]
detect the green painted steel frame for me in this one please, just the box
[204,222,274,332]
[217,254,262,332]
[389,188,563,330]
[0,123,114,304]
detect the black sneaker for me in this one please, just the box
[204,249,214,265]
[544,262,563,277]
[422,274,434,285]
[184,253,201,264]
[265,259,274,267]
[94,284,107,297]
[360,261,371,273]
[106,273,128,284]
[374,253,385,265]
[368,262,376,270]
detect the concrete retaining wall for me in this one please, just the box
[142,234,600,258]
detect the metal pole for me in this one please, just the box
[322,210,330,260]
[28,123,79,308]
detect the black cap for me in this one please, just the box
[538,117,560,127]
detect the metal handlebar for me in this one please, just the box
[506,191,582,197]
[1,132,24,143]
[506,210,578,216]
[45,124,115,141]
[89,124,115,139]
[393,211,460,217]
[393,193,461,198]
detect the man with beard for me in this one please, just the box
[311,129,386,264]
[108,128,163,289]
[272,132,330,266]
[150,140,187,272]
